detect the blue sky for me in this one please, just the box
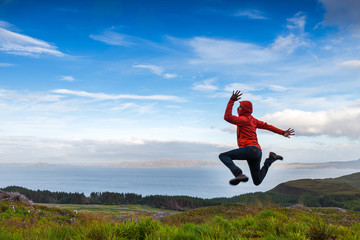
[0,0,360,168]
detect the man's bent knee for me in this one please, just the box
[253,179,262,186]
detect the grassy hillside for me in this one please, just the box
[268,179,360,196]
[335,172,360,189]
[212,172,360,211]
[1,200,360,239]
[268,172,360,196]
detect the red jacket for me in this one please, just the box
[224,99,284,150]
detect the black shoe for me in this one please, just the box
[269,152,283,161]
[229,174,249,185]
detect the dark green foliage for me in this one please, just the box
[89,192,142,205]
[0,186,218,210]
[1,186,88,204]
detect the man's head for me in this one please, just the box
[237,100,253,116]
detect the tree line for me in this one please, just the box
[0,186,219,210]
[2,185,360,211]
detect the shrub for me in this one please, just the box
[307,218,335,240]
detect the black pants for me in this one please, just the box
[219,146,274,186]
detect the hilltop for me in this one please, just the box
[220,172,360,211]
[268,172,360,196]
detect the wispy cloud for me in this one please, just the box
[189,12,311,65]
[52,89,184,102]
[271,12,310,54]
[338,60,360,68]
[286,12,306,33]
[234,9,267,20]
[57,75,75,82]
[133,64,178,79]
[0,20,15,29]
[192,78,218,92]
[89,29,135,46]
[224,83,260,92]
[0,89,62,102]
[270,33,309,55]
[189,37,275,65]
[0,62,14,67]
[268,85,288,92]
[0,22,64,57]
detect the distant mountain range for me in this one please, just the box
[282,159,360,169]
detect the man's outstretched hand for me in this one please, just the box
[283,128,295,138]
[231,90,243,101]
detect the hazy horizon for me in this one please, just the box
[1,158,359,170]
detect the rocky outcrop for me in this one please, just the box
[0,190,34,205]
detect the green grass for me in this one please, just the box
[41,203,176,222]
[1,200,360,239]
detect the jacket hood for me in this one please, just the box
[237,100,253,116]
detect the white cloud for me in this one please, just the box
[58,75,75,82]
[262,100,360,139]
[286,12,306,33]
[271,13,310,55]
[189,13,311,65]
[338,60,360,68]
[133,64,178,79]
[271,33,309,54]
[111,102,136,111]
[234,9,267,20]
[224,83,259,92]
[163,73,178,79]
[189,37,274,65]
[89,29,135,46]
[52,89,184,102]
[134,64,163,75]
[192,78,218,92]
[268,85,288,92]
[0,24,64,57]
[0,20,15,29]
[0,63,14,67]
[0,89,62,102]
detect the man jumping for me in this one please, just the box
[219,90,295,186]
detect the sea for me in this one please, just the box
[0,166,358,199]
